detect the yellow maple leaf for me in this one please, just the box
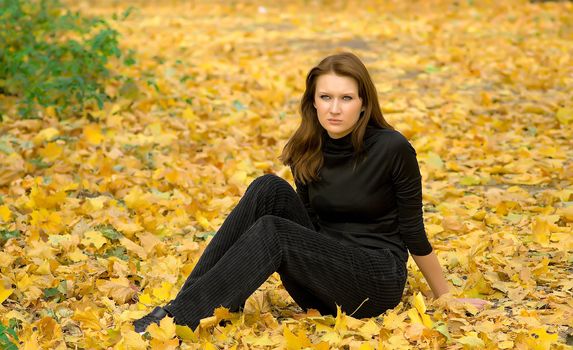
[559,205,573,221]
[498,340,514,349]
[213,306,233,321]
[114,220,143,236]
[195,211,213,231]
[15,273,33,292]
[152,281,173,302]
[68,249,88,262]
[97,277,137,304]
[382,308,407,330]
[409,293,433,328]
[358,319,379,339]
[457,332,485,348]
[228,170,247,189]
[115,329,147,350]
[531,216,559,246]
[284,326,303,350]
[30,209,63,235]
[333,305,347,332]
[175,325,197,342]
[425,223,444,236]
[149,338,179,350]
[27,184,67,210]
[0,283,14,304]
[32,127,60,145]
[556,107,573,125]
[412,292,427,314]
[35,259,51,275]
[0,204,11,222]
[33,316,64,349]
[120,237,146,259]
[38,142,63,162]
[312,342,330,350]
[182,107,197,121]
[202,342,218,350]
[123,186,150,210]
[243,333,277,347]
[85,196,108,211]
[147,316,177,342]
[524,328,559,350]
[83,124,104,145]
[137,292,153,309]
[82,230,107,249]
[199,315,217,329]
[407,307,423,325]
[72,307,103,330]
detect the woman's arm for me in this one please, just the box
[411,251,449,298]
[388,135,487,308]
[412,251,489,309]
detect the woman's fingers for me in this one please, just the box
[455,297,490,309]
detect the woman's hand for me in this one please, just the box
[454,297,490,310]
[434,294,490,312]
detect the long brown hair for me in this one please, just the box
[280,52,393,185]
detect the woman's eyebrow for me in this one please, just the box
[316,91,357,95]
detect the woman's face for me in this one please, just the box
[313,73,363,139]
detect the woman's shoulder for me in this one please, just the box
[365,127,412,150]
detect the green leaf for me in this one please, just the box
[427,152,444,170]
[450,275,464,287]
[505,213,523,223]
[102,246,129,261]
[195,231,217,240]
[28,157,51,169]
[433,321,451,341]
[0,321,19,350]
[0,229,20,246]
[43,281,67,303]
[97,225,123,241]
[43,287,60,299]
[459,175,481,186]
[0,0,135,119]
[233,100,247,111]
[425,65,441,74]
[0,140,14,155]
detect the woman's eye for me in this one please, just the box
[343,96,352,100]
[320,95,330,100]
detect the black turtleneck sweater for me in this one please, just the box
[294,126,433,262]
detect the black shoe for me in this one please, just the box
[133,306,169,334]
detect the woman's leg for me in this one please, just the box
[278,236,407,319]
[168,174,315,307]
[164,214,406,329]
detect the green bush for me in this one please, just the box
[0,0,134,119]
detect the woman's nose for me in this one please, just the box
[330,99,341,113]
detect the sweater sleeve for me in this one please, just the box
[293,176,321,232]
[390,136,433,256]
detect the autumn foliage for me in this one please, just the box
[0,0,572,349]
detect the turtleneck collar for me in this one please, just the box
[323,131,354,155]
[322,126,379,155]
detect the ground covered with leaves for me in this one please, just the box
[1,0,572,349]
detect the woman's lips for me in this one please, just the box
[327,119,343,124]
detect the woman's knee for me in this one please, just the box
[249,215,288,239]
[243,215,284,248]
[247,173,294,196]
[252,214,280,232]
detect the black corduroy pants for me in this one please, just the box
[163,174,406,329]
